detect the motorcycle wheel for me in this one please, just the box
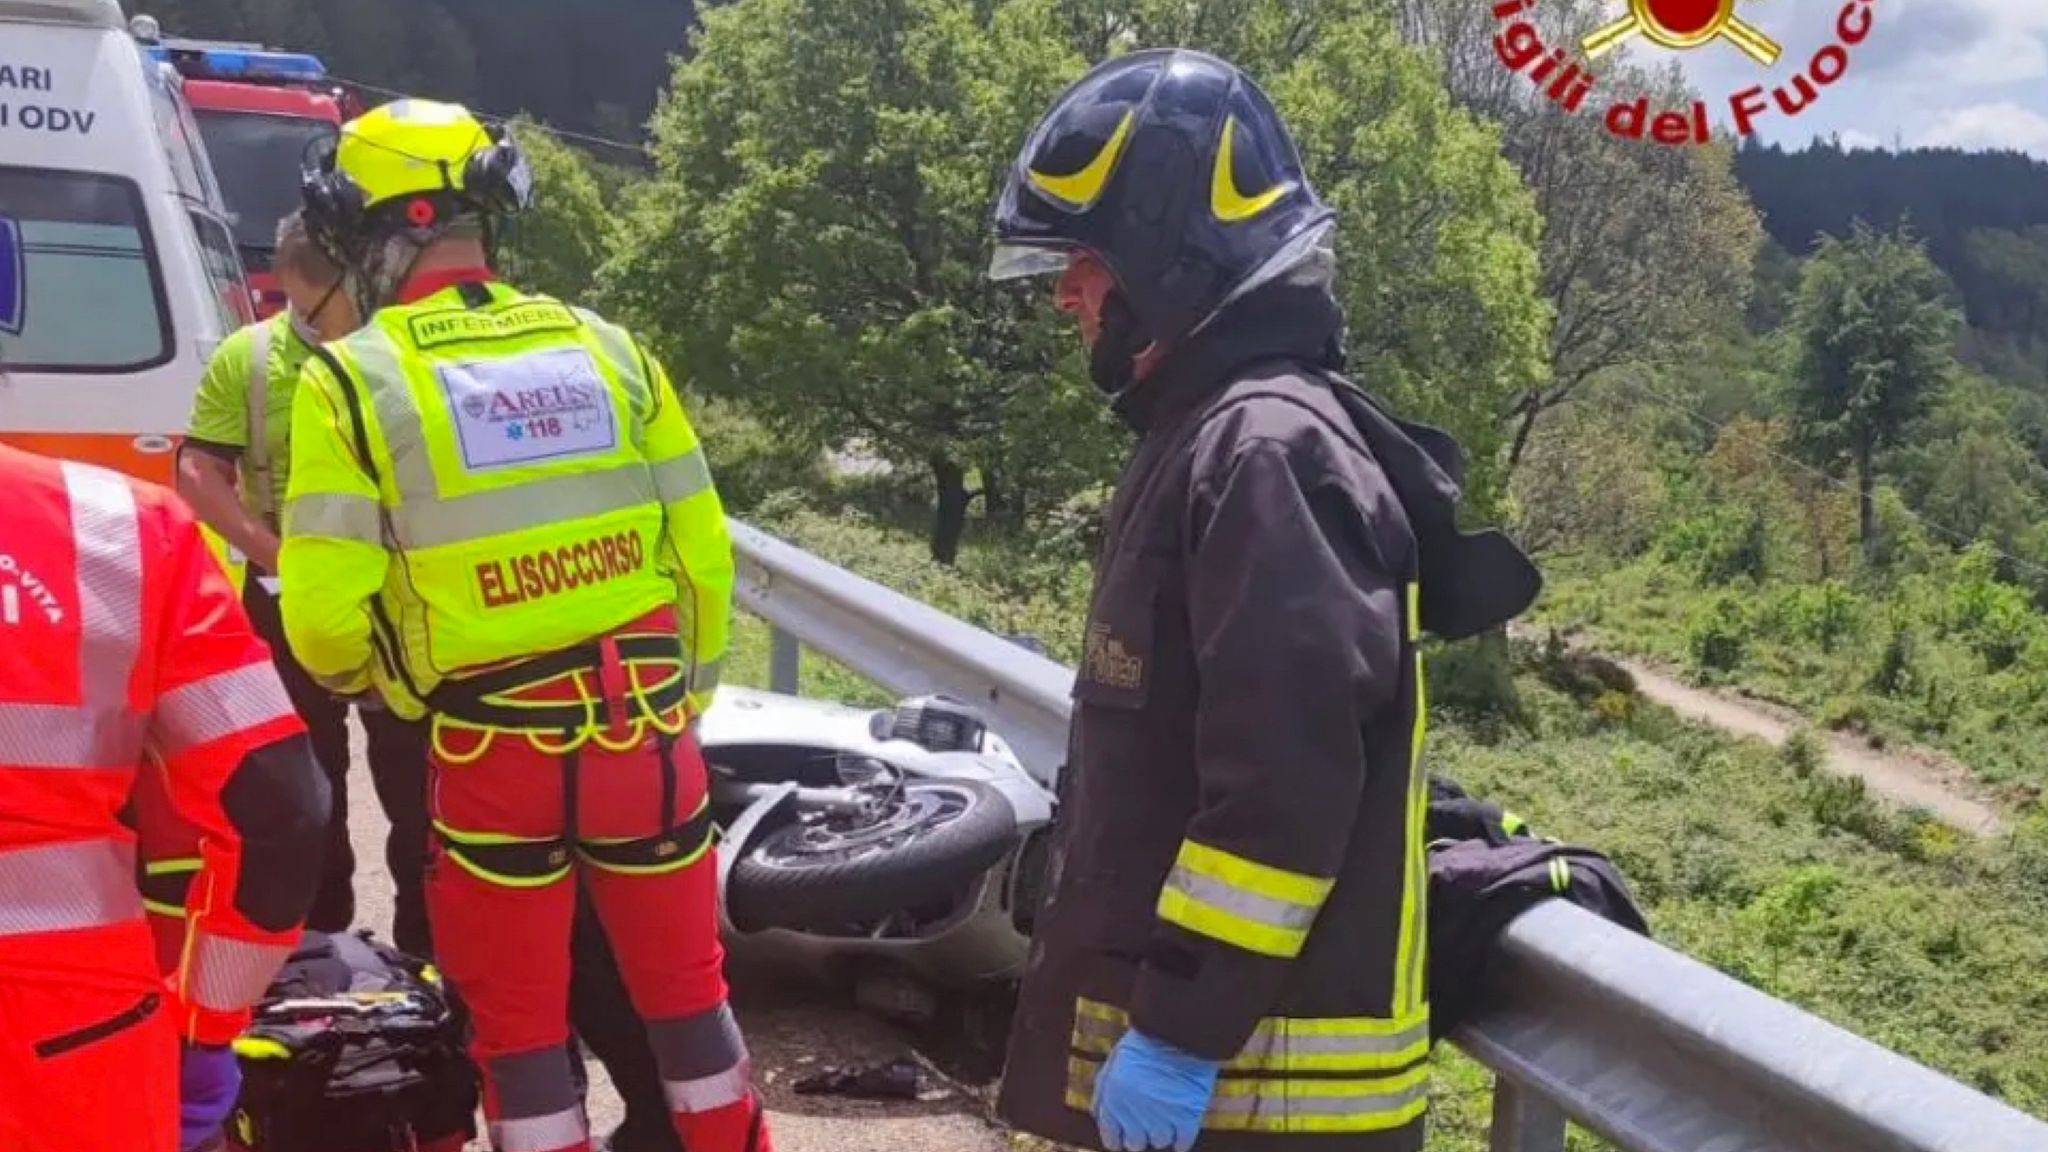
[727,780,1017,932]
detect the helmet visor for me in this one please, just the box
[988,243,1073,283]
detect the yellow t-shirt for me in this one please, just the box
[186,313,316,527]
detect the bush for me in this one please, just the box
[1868,623,1918,696]
[1427,633,1526,732]
[1782,729,1824,779]
[1658,504,1769,586]
[1944,543,2040,671]
[1769,581,1865,653]
[1688,594,1751,675]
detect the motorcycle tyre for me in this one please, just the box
[727,780,1017,932]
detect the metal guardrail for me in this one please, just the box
[729,519,2048,1152]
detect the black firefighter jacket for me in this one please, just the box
[998,264,1537,1152]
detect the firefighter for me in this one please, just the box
[987,50,1537,1152]
[279,99,770,1152]
[0,444,331,1152]
[175,210,435,958]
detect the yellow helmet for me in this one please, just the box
[302,98,532,242]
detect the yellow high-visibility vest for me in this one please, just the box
[278,281,731,721]
[198,524,248,597]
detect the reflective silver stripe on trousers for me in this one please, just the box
[186,933,293,1013]
[649,1003,753,1113]
[154,662,298,756]
[0,839,144,936]
[1163,864,1321,931]
[490,1109,589,1152]
[487,1048,588,1151]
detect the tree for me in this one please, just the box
[611,0,1546,561]
[1392,0,1762,474]
[1787,223,1961,559]
[606,0,1109,563]
[496,120,612,302]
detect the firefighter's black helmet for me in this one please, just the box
[990,48,1333,349]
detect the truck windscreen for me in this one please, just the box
[0,167,171,374]
[191,107,338,261]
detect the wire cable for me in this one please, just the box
[326,73,654,160]
[1611,376,2048,582]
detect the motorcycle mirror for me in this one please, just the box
[876,695,990,753]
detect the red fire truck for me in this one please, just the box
[144,32,357,317]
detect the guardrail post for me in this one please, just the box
[1489,1078,1568,1152]
[770,626,802,695]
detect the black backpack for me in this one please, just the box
[1425,775,1651,1041]
[228,931,478,1152]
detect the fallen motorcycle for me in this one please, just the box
[702,687,1058,993]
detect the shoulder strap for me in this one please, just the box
[243,319,277,474]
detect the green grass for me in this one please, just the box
[726,498,2048,1149]
[1532,553,2048,800]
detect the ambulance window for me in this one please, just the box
[0,168,172,374]
[148,66,218,208]
[188,210,256,331]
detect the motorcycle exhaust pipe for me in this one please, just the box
[716,780,874,815]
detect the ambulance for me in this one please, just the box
[0,0,254,487]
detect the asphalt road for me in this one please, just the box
[336,719,1012,1152]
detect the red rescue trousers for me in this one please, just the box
[425,611,769,1152]
[0,948,179,1152]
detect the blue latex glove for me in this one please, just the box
[179,1043,242,1152]
[1094,1029,1222,1152]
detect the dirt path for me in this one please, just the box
[1514,626,2007,835]
[340,722,1011,1152]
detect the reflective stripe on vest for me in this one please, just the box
[1156,840,1335,960]
[155,663,298,757]
[0,839,144,936]
[0,463,147,771]
[648,1003,752,1113]
[185,931,293,1014]
[245,319,275,481]
[1066,997,1429,1134]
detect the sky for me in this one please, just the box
[1601,0,2048,154]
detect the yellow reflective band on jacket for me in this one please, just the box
[1071,998,1429,1074]
[1550,857,1572,893]
[1066,999,1430,1134]
[1393,580,1429,1018]
[1156,839,1334,959]
[279,284,734,723]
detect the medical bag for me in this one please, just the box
[226,930,478,1152]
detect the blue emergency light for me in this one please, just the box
[148,44,328,83]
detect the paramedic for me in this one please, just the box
[280,99,770,1152]
[175,211,434,957]
[0,444,329,1152]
